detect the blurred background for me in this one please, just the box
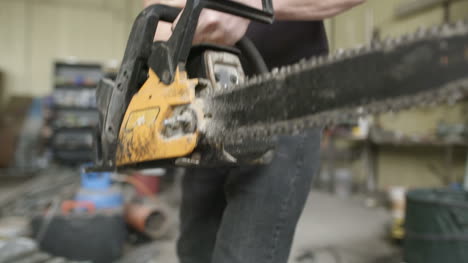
[1,0,468,262]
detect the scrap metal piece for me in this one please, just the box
[124,203,172,239]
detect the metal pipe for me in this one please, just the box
[124,203,172,239]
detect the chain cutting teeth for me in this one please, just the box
[203,20,468,145]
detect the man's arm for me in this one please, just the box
[143,0,365,45]
[274,0,365,20]
[191,0,365,45]
[144,0,365,19]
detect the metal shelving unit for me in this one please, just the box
[49,62,102,164]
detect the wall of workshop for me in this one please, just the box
[0,0,143,102]
[326,0,468,189]
[1,0,467,188]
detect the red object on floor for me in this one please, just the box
[61,200,96,215]
[132,174,160,196]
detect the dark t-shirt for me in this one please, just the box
[246,20,329,70]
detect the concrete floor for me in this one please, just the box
[289,192,401,263]
[0,173,402,263]
[0,176,33,208]
[131,191,402,263]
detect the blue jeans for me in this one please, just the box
[177,130,321,263]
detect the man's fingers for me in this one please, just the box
[149,1,249,46]
[154,22,173,41]
[171,12,182,32]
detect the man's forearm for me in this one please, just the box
[142,0,364,45]
[273,0,365,20]
[144,0,364,21]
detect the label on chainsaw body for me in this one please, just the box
[125,107,160,132]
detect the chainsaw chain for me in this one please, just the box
[203,19,468,145]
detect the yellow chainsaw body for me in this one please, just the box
[116,68,199,166]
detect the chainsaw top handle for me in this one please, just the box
[149,0,274,85]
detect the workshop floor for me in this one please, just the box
[0,176,33,204]
[147,191,402,263]
[0,173,402,263]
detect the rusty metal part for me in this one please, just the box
[116,68,199,166]
[124,203,172,239]
[61,201,96,215]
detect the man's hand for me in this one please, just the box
[144,0,250,45]
[144,0,185,41]
[170,1,251,46]
[191,10,250,45]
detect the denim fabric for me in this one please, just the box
[177,129,322,263]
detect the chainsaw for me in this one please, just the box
[94,0,468,171]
